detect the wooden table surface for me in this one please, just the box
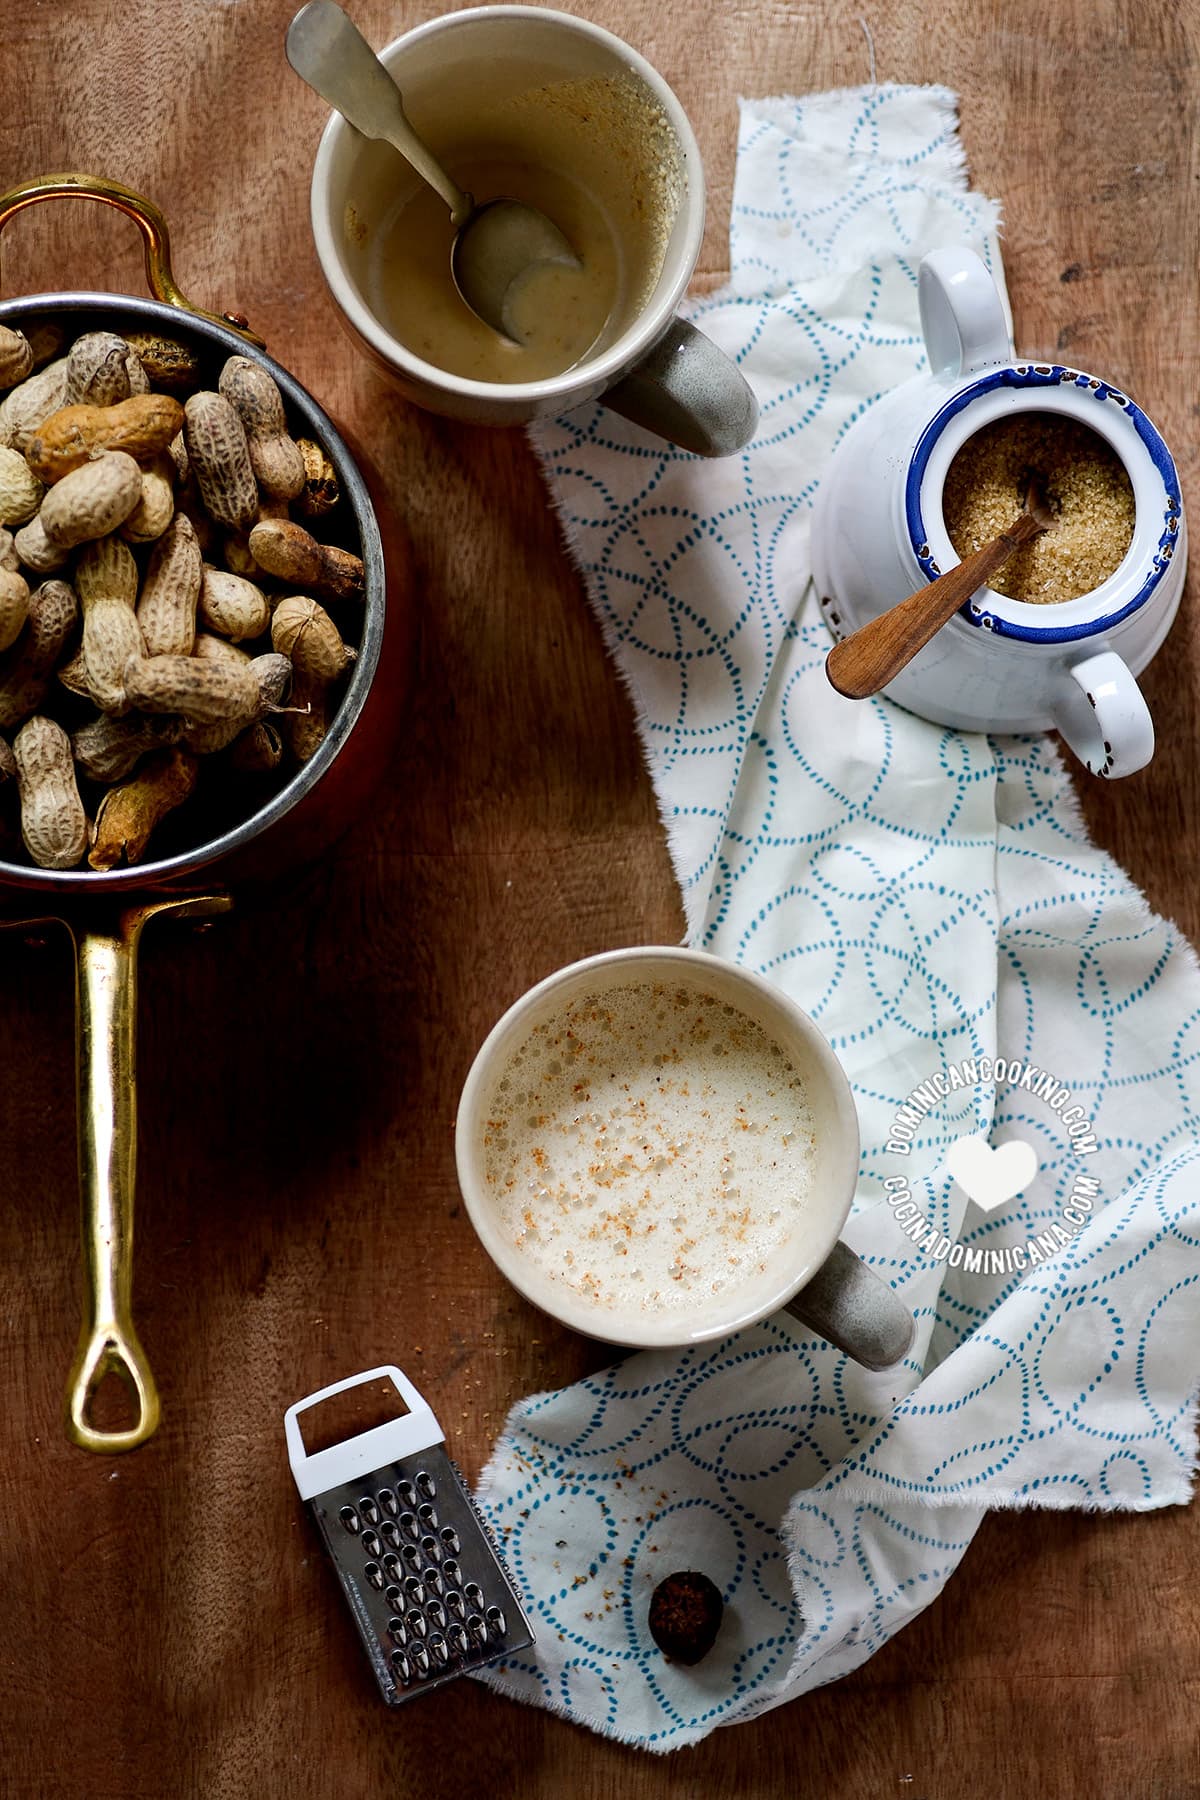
[2,3,1197,1795]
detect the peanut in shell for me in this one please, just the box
[136,512,202,657]
[72,711,185,784]
[218,357,305,502]
[27,393,185,484]
[183,391,259,531]
[120,454,177,545]
[0,445,45,526]
[0,326,34,391]
[181,652,292,753]
[295,437,340,519]
[270,595,354,681]
[123,651,261,723]
[13,513,69,574]
[198,565,270,642]
[40,451,143,549]
[124,331,202,393]
[13,713,89,870]
[65,332,141,408]
[76,536,144,714]
[0,358,70,454]
[88,747,199,871]
[0,578,79,729]
[247,518,364,602]
[0,567,30,654]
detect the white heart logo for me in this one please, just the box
[945,1135,1038,1213]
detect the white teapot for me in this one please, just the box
[810,248,1186,777]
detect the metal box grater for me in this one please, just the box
[285,1365,534,1704]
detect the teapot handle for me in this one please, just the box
[919,246,1013,379]
[1052,650,1155,779]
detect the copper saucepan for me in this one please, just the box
[0,174,400,1454]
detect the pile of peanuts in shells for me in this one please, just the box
[0,318,364,872]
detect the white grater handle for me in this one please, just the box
[284,1365,445,1501]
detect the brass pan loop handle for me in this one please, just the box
[0,891,231,1454]
[66,910,160,1454]
[67,1323,162,1456]
[61,893,232,1454]
[0,172,265,346]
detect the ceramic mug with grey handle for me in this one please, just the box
[304,5,757,456]
[455,947,915,1369]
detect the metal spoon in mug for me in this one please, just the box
[286,0,582,343]
[825,475,1056,700]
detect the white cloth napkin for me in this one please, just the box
[474,84,1200,1751]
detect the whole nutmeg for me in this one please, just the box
[647,1570,724,1665]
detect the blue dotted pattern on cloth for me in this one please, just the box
[471,86,1200,1752]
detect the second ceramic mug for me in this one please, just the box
[455,947,915,1370]
[306,5,758,456]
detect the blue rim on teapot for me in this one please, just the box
[905,363,1183,644]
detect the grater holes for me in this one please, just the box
[464,1582,484,1608]
[445,1590,465,1618]
[399,1513,419,1540]
[405,1609,427,1639]
[428,1634,450,1667]
[420,1535,440,1563]
[416,1471,436,1500]
[403,1576,426,1606]
[358,1497,379,1527]
[397,1480,417,1508]
[385,1585,403,1610]
[391,1648,411,1682]
[410,1643,431,1678]
[439,1527,460,1555]
[360,1530,382,1559]
[364,1562,384,1590]
[401,1544,421,1570]
[447,1622,469,1656]
[382,1554,402,1583]
[377,1488,398,1517]
[338,1505,360,1534]
[387,1616,407,1646]
[467,1614,487,1642]
[379,1521,401,1550]
[486,1605,506,1636]
[441,1558,461,1586]
[423,1567,442,1596]
[426,1599,446,1630]
[417,1503,438,1530]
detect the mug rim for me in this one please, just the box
[308,4,706,404]
[454,945,861,1348]
[906,363,1183,645]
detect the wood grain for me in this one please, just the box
[1,2,1197,1796]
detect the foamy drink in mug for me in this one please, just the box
[456,948,915,1368]
[305,7,758,454]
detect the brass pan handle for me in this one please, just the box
[63,895,231,1453]
[67,911,160,1454]
[0,172,265,346]
[0,894,231,1453]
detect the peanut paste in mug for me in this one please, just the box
[363,73,682,383]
